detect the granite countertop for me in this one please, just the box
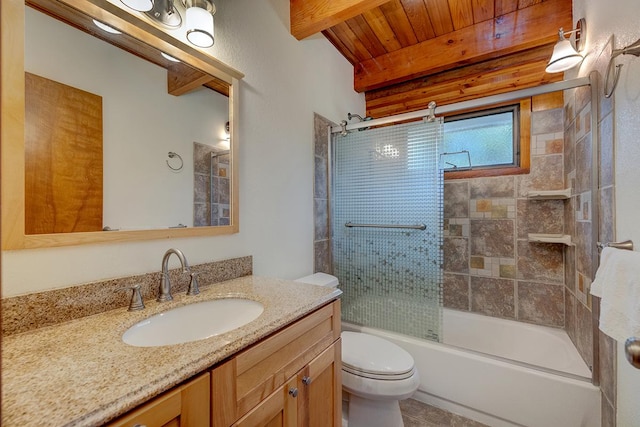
[1,276,341,427]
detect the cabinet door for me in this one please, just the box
[233,378,298,427]
[297,340,341,427]
[211,301,341,426]
[108,372,210,427]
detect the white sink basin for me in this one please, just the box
[122,298,264,347]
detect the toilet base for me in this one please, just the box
[343,392,404,427]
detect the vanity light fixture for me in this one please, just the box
[119,0,216,48]
[545,18,586,73]
[120,0,154,12]
[183,0,216,48]
[92,19,122,34]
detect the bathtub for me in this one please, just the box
[342,308,601,427]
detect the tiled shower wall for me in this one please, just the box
[564,43,617,426]
[194,142,231,226]
[313,114,333,273]
[443,96,567,328]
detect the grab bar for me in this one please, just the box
[345,222,426,231]
[596,240,634,251]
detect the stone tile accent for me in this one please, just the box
[565,245,576,292]
[470,276,515,319]
[599,187,615,247]
[314,199,328,240]
[576,133,592,194]
[575,103,592,141]
[444,181,469,218]
[517,281,564,327]
[565,288,577,344]
[516,199,564,239]
[470,220,514,258]
[469,176,514,198]
[599,330,616,407]
[469,256,515,279]
[532,132,564,155]
[516,241,563,284]
[517,154,564,196]
[599,112,614,187]
[602,398,616,427]
[531,108,564,134]
[313,113,335,275]
[576,301,594,370]
[443,273,469,310]
[2,256,253,336]
[576,221,593,277]
[564,120,576,185]
[314,240,331,273]
[314,155,328,199]
[444,218,469,237]
[444,237,469,274]
[314,113,330,158]
[470,199,515,219]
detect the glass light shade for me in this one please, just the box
[546,38,583,73]
[93,19,122,34]
[161,52,180,62]
[186,6,214,48]
[120,0,153,12]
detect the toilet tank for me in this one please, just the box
[295,272,339,288]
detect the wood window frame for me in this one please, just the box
[444,99,531,180]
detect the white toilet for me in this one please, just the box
[296,273,420,427]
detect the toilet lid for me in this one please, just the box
[341,331,415,380]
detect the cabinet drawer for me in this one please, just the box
[211,300,341,426]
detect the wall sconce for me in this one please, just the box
[545,18,586,73]
[604,37,640,98]
[118,0,216,48]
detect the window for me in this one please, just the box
[442,104,520,175]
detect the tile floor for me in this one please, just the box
[400,399,489,427]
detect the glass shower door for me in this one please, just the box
[332,119,443,341]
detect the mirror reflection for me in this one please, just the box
[24,4,231,234]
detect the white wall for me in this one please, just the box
[2,0,364,297]
[25,8,229,230]
[572,0,640,424]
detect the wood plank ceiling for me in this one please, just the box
[291,0,573,118]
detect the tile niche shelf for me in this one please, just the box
[526,188,572,199]
[528,233,574,246]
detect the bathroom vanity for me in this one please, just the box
[1,276,342,426]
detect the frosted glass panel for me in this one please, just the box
[443,110,514,169]
[332,120,443,341]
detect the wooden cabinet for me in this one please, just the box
[107,372,210,427]
[231,340,341,427]
[108,300,341,427]
[212,300,341,427]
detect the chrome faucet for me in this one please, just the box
[157,248,200,302]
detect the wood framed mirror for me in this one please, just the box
[1,0,243,249]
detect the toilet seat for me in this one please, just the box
[341,331,416,380]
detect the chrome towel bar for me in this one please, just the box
[345,222,426,231]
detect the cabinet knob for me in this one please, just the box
[302,376,312,385]
[288,387,299,398]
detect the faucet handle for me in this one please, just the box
[117,284,145,311]
[187,272,200,296]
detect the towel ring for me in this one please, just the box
[166,151,183,171]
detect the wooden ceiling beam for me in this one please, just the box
[353,0,572,92]
[290,0,392,40]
